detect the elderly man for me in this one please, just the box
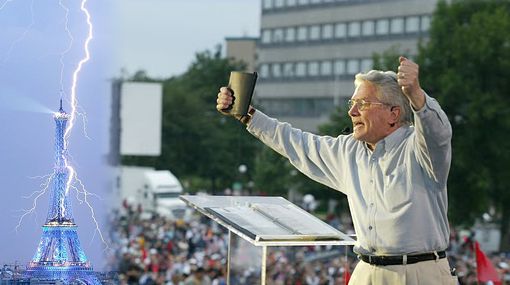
[216,57,457,285]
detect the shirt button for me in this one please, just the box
[371,248,376,253]
[369,226,373,230]
[370,203,374,207]
[370,179,373,184]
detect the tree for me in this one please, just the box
[123,46,259,193]
[318,106,352,137]
[372,45,408,71]
[417,0,510,249]
[252,147,293,196]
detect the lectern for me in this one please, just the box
[180,195,355,285]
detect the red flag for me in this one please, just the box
[344,262,351,285]
[475,241,501,285]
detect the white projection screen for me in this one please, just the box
[120,82,162,156]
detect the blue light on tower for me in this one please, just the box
[24,101,101,284]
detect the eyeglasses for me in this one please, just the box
[347,99,388,111]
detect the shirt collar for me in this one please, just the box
[382,125,411,152]
[361,125,412,154]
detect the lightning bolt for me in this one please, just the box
[15,172,56,233]
[58,0,92,141]
[64,0,92,143]
[60,0,110,250]
[1,0,35,64]
[0,0,15,11]
[73,174,109,249]
[76,103,92,140]
[58,0,73,100]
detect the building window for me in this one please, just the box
[311,0,322,4]
[376,19,389,35]
[263,0,273,9]
[322,24,333,39]
[298,0,308,5]
[272,63,282,78]
[320,61,332,76]
[348,22,361,37]
[274,0,284,8]
[260,99,291,117]
[296,62,307,77]
[406,16,420,33]
[283,63,294,77]
[360,59,373,72]
[273,28,284,43]
[260,98,335,117]
[285,27,296,42]
[421,15,431,32]
[335,23,347,38]
[259,64,269,78]
[362,20,375,36]
[262,30,271,44]
[390,17,404,34]
[347,59,359,74]
[297,26,308,41]
[308,61,319,76]
[287,0,297,6]
[334,60,345,75]
[310,25,320,41]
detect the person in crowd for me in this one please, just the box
[184,267,212,285]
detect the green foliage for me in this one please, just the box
[372,45,407,71]
[318,106,352,137]
[252,147,293,196]
[417,0,510,247]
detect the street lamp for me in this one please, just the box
[238,164,247,174]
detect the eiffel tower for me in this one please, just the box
[24,101,101,284]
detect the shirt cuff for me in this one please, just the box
[411,92,432,115]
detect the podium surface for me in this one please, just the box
[180,195,355,285]
[181,195,354,246]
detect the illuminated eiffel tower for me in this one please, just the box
[24,101,101,284]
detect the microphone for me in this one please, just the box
[341,126,352,135]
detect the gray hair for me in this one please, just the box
[354,70,412,125]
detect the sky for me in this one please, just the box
[0,0,259,270]
[111,0,261,78]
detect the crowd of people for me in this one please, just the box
[109,200,510,285]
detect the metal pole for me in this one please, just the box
[261,245,267,285]
[227,230,232,285]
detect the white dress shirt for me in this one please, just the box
[246,94,452,255]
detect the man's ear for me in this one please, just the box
[389,106,401,127]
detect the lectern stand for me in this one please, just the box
[180,195,355,285]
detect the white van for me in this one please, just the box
[119,166,192,221]
[144,170,191,220]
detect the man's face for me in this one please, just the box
[348,82,396,148]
